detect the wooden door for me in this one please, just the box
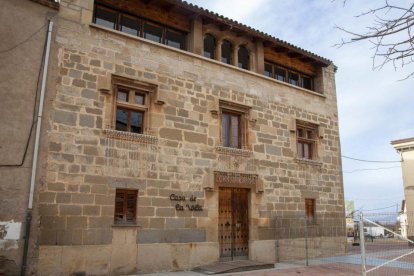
[219,187,249,260]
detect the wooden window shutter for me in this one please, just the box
[305,198,315,222]
[114,189,137,224]
[115,191,125,223]
[125,190,137,223]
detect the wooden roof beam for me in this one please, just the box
[162,3,177,12]
[300,57,316,63]
[312,61,326,67]
[143,0,154,5]
[273,46,289,53]
[219,24,232,32]
[235,29,247,37]
[202,17,215,26]
[287,52,303,58]
[262,41,273,47]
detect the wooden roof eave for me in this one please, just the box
[135,0,333,67]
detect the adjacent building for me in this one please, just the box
[1,0,345,274]
[0,0,59,274]
[392,137,414,241]
[399,200,408,238]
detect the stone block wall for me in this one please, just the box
[36,0,345,274]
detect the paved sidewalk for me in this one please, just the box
[137,262,361,276]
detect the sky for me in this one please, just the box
[187,0,414,213]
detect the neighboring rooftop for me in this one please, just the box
[391,137,414,151]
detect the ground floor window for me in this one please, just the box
[114,189,138,224]
[305,198,316,223]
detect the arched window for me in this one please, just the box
[221,40,232,64]
[238,45,249,70]
[203,34,215,59]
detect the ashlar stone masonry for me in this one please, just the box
[33,0,345,275]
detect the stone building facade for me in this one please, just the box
[1,0,345,274]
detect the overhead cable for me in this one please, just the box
[342,155,402,163]
[342,166,401,173]
[0,13,56,54]
[362,204,398,212]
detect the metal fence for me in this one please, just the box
[361,212,414,276]
[274,211,414,275]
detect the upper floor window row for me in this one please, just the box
[265,62,314,91]
[93,4,187,50]
[203,34,250,70]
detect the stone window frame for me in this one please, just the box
[296,120,319,161]
[111,75,157,135]
[219,100,251,150]
[114,188,138,225]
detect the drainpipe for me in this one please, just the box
[21,20,53,276]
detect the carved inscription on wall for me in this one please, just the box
[169,194,203,211]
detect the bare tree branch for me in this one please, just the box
[336,0,414,80]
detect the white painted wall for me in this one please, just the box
[0,220,22,250]
[364,226,384,237]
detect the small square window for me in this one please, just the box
[117,89,129,102]
[264,63,273,77]
[276,67,286,82]
[120,14,140,36]
[113,80,153,134]
[94,6,117,29]
[144,23,163,43]
[115,189,138,225]
[288,72,299,86]
[166,29,186,50]
[134,93,145,105]
[301,75,313,90]
[296,122,318,160]
[115,91,145,134]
